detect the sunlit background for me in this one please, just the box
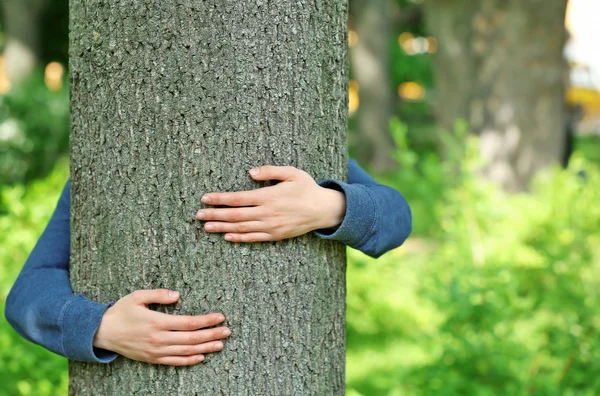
[1,0,600,395]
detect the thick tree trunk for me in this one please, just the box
[2,0,47,83]
[424,0,568,191]
[350,0,396,172]
[69,1,348,395]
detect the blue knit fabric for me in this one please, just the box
[5,158,412,362]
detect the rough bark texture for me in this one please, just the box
[350,0,396,172]
[69,1,348,395]
[424,0,568,191]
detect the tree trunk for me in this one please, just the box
[2,0,47,83]
[424,0,568,191]
[68,1,348,395]
[350,0,397,172]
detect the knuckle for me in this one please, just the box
[150,317,165,329]
[131,290,143,301]
[187,319,199,330]
[230,210,242,222]
[237,223,248,233]
[182,346,194,356]
[188,333,201,344]
[267,220,280,231]
[148,334,162,347]
[146,355,158,364]
[231,195,243,206]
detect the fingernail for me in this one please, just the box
[169,291,179,300]
[205,223,214,231]
[250,168,259,176]
[222,328,231,336]
[217,314,225,322]
[215,342,224,350]
[224,235,233,241]
[197,355,205,362]
[196,211,206,220]
[201,195,211,204]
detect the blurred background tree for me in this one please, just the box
[424,0,569,191]
[1,0,600,395]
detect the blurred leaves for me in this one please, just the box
[0,69,69,187]
[0,159,69,396]
[346,131,600,395]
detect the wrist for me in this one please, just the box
[93,305,115,351]
[314,186,346,230]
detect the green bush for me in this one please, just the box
[346,133,600,395]
[0,70,69,186]
[0,158,69,396]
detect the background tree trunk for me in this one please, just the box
[350,0,397,172]
[1,0,47,83]
[424,0,568,191]
[69,1,348,394]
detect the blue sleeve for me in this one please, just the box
[4,180,117,363]
[314,158,412,258]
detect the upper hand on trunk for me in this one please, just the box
[196,165,346,243]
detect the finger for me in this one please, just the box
[201,190,262,207]
[224,232,275,243]
[204,221,265,234]
[164,327,231,345]
[161,341,224,356]
[197,207,261,222]
[153,354,205,366]
[131,289,180,306]
[154,312,226,331]
[249,165,300,182]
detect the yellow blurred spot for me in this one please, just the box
[398,81,425,101]
[348,29,358,48]
[45,62,64,92]
[349,80,359,114]
[426,36,438,54]
[398,32,415,54]
[0,55,11,94]
[93,33,100,40]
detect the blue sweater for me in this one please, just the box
[5,159,411,363]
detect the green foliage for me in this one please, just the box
[346,132,600,395]
[0,159,69,396]
[0,70,70,186]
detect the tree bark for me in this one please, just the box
[350,0,397,172]
[68,1,348,395]
[424,0,568,191]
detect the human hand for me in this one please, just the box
[196,166,346,243]
[93,289,231,366]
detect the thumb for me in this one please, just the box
[131,289,180,305]
[249,165,298,182]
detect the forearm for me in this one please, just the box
[315,160,412,257]
[4,180,117,363]
[5,266,116,363]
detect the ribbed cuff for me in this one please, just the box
[61,295,118,363]
[314,179,377,250]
